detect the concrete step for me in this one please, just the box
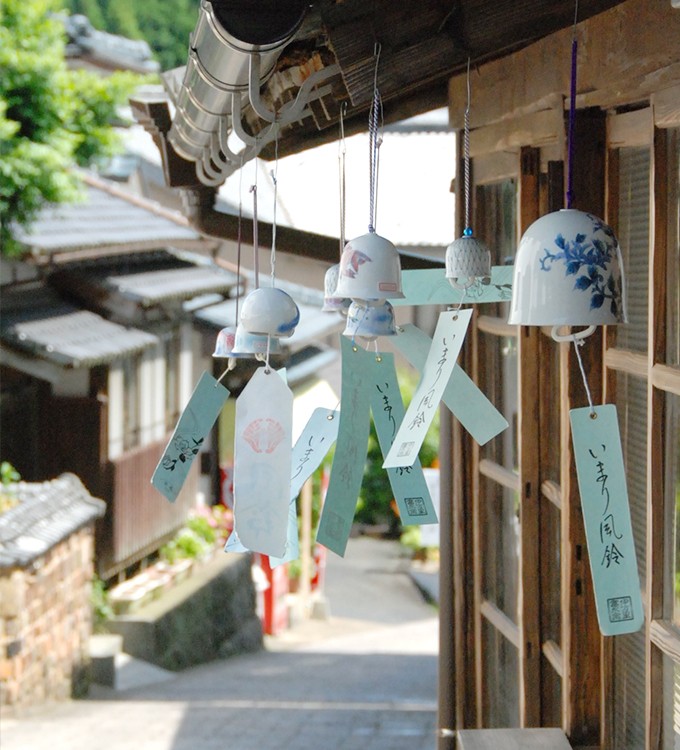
[89,634,174,691]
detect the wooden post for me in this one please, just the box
[518,146,542,727]
[560,108,606,746]
[300,478,313,611]
[645,125,669,750]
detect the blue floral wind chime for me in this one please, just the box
[507,1,640,636]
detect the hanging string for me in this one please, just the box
[368,43,382,233]
[270,123,280,287]
[235,152,245,324]
[338,102,347,256]
[463,57,472,235]
[250,183,259,288]
[250,143,259,288]
[573,336,596,417]
[264,334,272,374]
[566,0,579,209]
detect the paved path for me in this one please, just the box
[3,537,439,750]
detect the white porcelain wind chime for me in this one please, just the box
[445,58,491,296]
[153,44,512,570]
[507,2,640,636]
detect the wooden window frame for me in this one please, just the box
[602,108,680,749]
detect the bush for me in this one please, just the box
[355,368,439,532]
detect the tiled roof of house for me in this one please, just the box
[0,283,159,367]
[14,174,210,261]
[0,474,106,570]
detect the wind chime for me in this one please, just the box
[333,45,403,343]
[507,2,640,636]
[316,46,442,558]
[445,59,491,294]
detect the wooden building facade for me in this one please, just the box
[443,0,680,745]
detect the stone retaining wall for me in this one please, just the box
[107,552,262,671]
[0,527,95,713]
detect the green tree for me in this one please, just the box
[64,0,197,71]
[0,0,145,256]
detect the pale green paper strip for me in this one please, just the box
[384,309,472,468]
[152,371,230,503]
[570,404,644,636]
[271,408,340,568]
[370,353,438,525]
[390,266,514,307]
[317,338,373,557]
[391,324,508,446]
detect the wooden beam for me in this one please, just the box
[480,599,521,649]
[477,315,517,338]
[518,145,542,728]
[541,480,563,511]
[652,83,680,129]
[649,620,680,663]
[470,108,564,159]
[651,363,680,397]
[448,0,680,131]
[603,348,648,378]
[646,125,669,750]
[478,459,521,492]
[560,109,606,747]
[542,640,564,679]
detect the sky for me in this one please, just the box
[122,107,457,249]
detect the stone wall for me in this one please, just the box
[0,526,95,713]
[108,552,262,671]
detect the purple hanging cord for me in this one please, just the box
[566,1,579,209]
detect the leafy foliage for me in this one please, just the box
[64,0,196,71]
[356,368,440,532]
[0,0,144,255]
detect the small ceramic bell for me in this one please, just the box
[334,232,404,301]
[445,229,491,289]
[212,326,237,358]
[508,209,627,338]
[322,263,350,312]
[240,287,300,337]
[230,324,282,357]
[342,299,397,342]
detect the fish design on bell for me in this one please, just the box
[340,248,372,278]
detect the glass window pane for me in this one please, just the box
[610,371,648,749]
[476,179,517,321]
[667,393,680,624]
[663,653,680,750]
[617,372,648,589]
[479,333,518,473]
[482,618,520,727]
[615,146,650,353]
[481,477,520,623]
[612,629,646,749]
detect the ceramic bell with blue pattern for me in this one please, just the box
[342,299,397,341]
[508,209,627,339]
[240,287,300,338]
[230,323,282,357]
